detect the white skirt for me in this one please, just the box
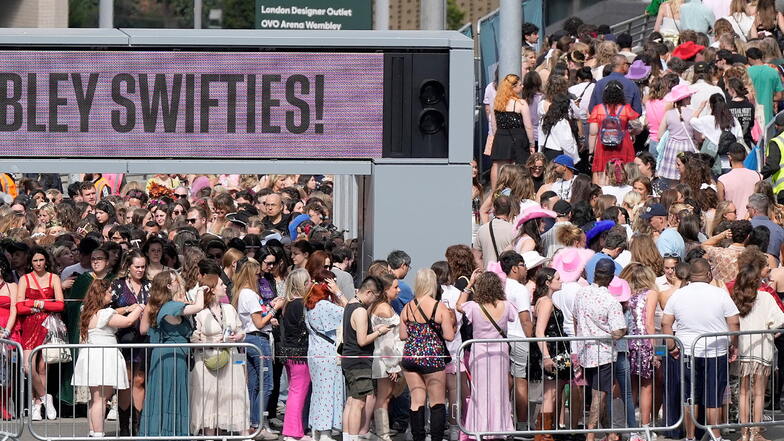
[72,346,129,389]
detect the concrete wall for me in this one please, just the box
[0,0,69,28]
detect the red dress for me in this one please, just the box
[588,103,639,172]
[17,273,64,350]
[0,283,20,343]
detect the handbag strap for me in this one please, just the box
[489,219,501,260]
[305,311,335,345]
[478,302,508,339]
[208,304,225,332]
[412,298,450,357]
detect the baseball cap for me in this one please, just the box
[640,203,667,219]
[693,61,710,74]
[552,154,577,171]
[595,258,616,276]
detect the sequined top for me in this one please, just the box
[495,111,523,130]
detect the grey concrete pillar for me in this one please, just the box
[99,0,113,28]
[420,0,445,30]
[194,0,202,29]
[498,0,522,78]
[374,0,390,30]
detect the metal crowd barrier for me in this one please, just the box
[689,329,784,441]
[0,338,24,441]
[456,335,686,441]
[26,342,263,441]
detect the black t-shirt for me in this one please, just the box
[263,214,291,235]
[727,98,755,147]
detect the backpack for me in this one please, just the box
[599,104,626,149]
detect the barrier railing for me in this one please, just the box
[0,338,24,441]
[610,14,656,48]
[26,342,263,441]
[689,329,784,441]
[456,335,686,441]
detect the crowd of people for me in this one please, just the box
[3,2,784,441]
[469,2,784,440]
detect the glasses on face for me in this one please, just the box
[175,193,188,199]
[530,166,544,171]
[186,218,198,224]
[262,260,276,267]
[172,210,184,216]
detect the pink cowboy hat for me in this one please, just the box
[516,205,557,229]
[551,248,595,283]
[663,84,696,103]
[608,277,631,302]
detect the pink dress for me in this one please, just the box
[462,301,518,438]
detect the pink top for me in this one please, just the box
[645,99,667,142]
[718,167,762,219]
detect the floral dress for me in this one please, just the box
[628,290,654,379]
[305,300,344,431]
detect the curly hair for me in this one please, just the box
[445,244,476,285]
[732,246,767,316]
[542,93,572,137]
[494,74,522,112]
[544,75,570,102]
[603,80,626,106]
[80,278,113,341]
[472,272,506,305]
[680,154,712,196]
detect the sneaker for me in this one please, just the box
[449,425,459,441]
[253,429,278,440]
[44,394,57,420]
[264,424,280,435]
[270,418,284,429]
[31,403,42,421]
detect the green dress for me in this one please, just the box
[139,301,193,438]
[59,272,114,405]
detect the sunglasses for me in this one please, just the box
[186,218,198,224]
[175,193,188,199]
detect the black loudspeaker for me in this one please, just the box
[383,52,449,158]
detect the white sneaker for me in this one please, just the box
[44,394,57,420]
[449,425,459,441]
[264,423,280,435]
[31,403,42,421]
[253,429,278,440]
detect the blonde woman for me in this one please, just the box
[400,269,455,441]
[591,41,620,80]
[620,263,660,435]
[489,74,535,190]
[724,0,756,40]
[281,269,316,441]
[654,0,683,43]
[233,258,283,439]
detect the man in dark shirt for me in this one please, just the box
[588,55,643,114]
[262,193,291,234]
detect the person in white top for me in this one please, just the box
[499,251,534,431]
[661,258,740,441]
[688,62,726,117]
[539,94,580,164]
[723,0,756,41]
[536,155,577,201]
[690,93,745,172]
[568,68,596,122]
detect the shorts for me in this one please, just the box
[343,367,374,399]
[510,342,529,379]
[684,355,728,408]
[584,363,613,394]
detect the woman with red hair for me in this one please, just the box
[304,269,347,441]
